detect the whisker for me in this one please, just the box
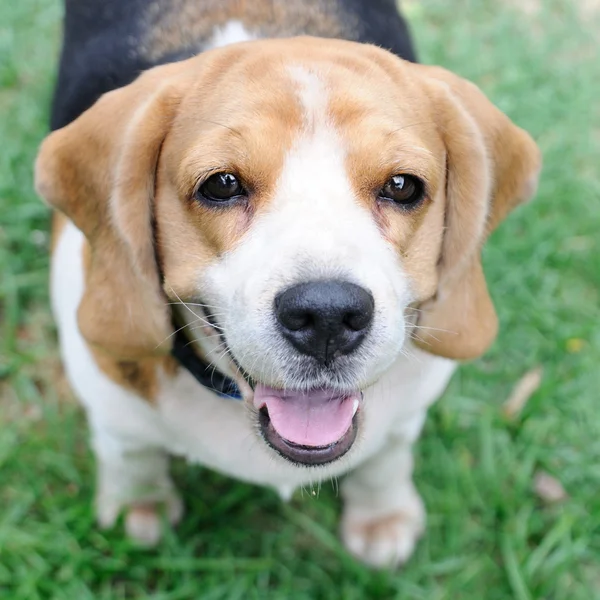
[186,318,225,332]
[410,331,441,345]
[165,301,225,313]
[166,293,226,332]
[166,282,203,321]
[204,341,228,359]
[185,328,225,342]
[154,316,205,349]
[411,324,457,334]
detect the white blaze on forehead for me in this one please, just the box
[205,20,255,50]
[288,66,330,132]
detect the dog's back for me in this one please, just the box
[51,0,416,130]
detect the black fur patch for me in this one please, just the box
[51,0,417,130]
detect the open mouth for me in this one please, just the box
[253,385,360,466]
[190,303,361,465]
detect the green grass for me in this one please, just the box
[1,0,599,598]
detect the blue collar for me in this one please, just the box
[171,326,242,400]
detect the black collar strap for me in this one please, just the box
[170,326,242,400]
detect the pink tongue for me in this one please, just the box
[254,385,359,447]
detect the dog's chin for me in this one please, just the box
[253,385,361,466]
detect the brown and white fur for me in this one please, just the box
[37,11,540,568]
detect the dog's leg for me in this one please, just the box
[340,412,427,568]
[91,424,183,547]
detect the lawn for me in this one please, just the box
[1,0,599,598]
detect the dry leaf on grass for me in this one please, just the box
[566,338,585,353]
[502,366,543,419]
[533,471,568,504]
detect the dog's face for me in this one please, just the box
[36,38,540,466]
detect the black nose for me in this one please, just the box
[275,280,374,365]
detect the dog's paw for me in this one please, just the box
[124,495,184,547]
[96,491,184,547]
[341,506,425,568]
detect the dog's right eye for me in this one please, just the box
[196,172,246,203]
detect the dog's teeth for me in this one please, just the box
[352,398,360,416]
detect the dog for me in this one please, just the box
[35,0,541,567]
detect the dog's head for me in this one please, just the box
[36,38,540,466]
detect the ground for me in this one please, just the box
[1,0,599,598]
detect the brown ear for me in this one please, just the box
[413,66,542,360]
[36,63,192,359]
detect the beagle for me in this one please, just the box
[36,0,541,567]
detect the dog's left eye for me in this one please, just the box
[196,172,246,203]
[378,174,424,207]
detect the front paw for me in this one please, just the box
[341,499,425,568]
[124,496,184,547]
[96,491,184,547]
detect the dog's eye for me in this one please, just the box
[379,175,424,207]
[196,173,246,203]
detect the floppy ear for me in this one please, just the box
[413,66,542,360]
[36,63,192,359]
